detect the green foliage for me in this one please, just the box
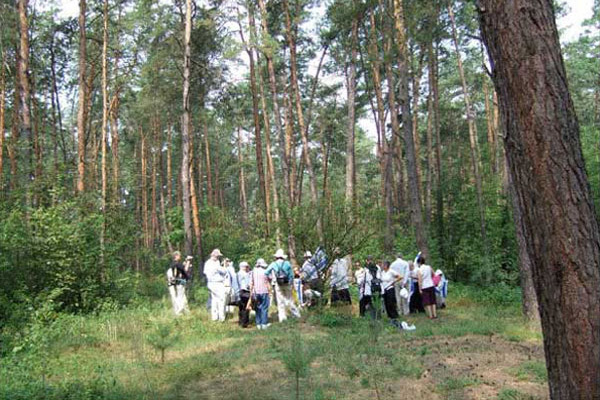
[497,388,540,400]
[512,361,548,383]
[147,322,178,363]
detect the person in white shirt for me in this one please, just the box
[223,259,239,314]
[417,255,437,319]
[409,260,425,313]
[381,260,402,323]
[390,252,410,315]
[330,248,351,305]
[237,261,251,327]
[204,249,228,322]
[355,260,374,317]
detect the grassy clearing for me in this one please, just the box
[1,285,549,400]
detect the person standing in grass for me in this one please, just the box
[417,255,437,319]
[266,249,301,322]
[381,260,402,326]
[204,249,228,322]
[250,258,271,329]
[166,251,190,315]
[390,252,410,315]
[355,260,374,318]
[409,261,425,313]
[330,248,351,306]
[237,261,251,328]
[301,250,322,297]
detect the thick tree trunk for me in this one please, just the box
[181,0,193,256]
[345,16,358,209]
[77,0,87,193]
[479,1,600,397]
[425,88,433,226]
[411,51,424,200]
[448,4,486,241]
[393,0,428,255]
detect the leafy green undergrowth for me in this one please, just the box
[1,285,545,400]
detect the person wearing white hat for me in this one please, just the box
[204,248,228,321]
[265,249,301,322]
[434,269,447,309]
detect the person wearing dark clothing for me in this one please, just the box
[237,261,251,327]
[167,251,190,315]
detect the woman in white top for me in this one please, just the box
[354,262,371,317]
[380,260,402,322]
[417,255,437,319]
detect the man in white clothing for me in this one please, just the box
[390,252,410,315]
[204,249,228,321]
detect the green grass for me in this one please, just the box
[512,361,548,383]
[0,285,547,400]
[498,388,540,400]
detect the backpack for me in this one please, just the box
[367,264,381,294]
[276,261,290,285]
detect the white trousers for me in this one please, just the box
[208,281,226,321]
[395,281,410,316]
[168,284,189,315]
[275,283,301,322]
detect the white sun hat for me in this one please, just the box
[304,251,312,258]
[256,258,268,267]
[273,249,288,259]
[211,248,223,257]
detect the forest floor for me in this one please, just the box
[2,285,549,400]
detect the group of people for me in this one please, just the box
[166,247,448,329]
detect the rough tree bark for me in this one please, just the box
[101,0,109,263]
[17,0,32,187]
[345,14,358,209]
[478,1,600,397]
[237,127,248,228]
[181,0,193,256]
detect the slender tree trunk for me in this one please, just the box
[248,3,280,241]
[189,133,203,261]
[257,0,290,215]
[9,47,20,191]
[181,0,193,256]
[167,124,173,205]
[151,119,160,246]
[101,0,109,264]
[448,4,486,241]
[283,0,321,241]
[346,15,358,209]
[110,3,121,204]
[0,53,5,188]
[479,1,600,397]
[240,6,269,231]
[77,0,87,193]
[50,40,66,166]
[17,0,32,186]
[425,88,433,226]
[392,0,428,255]
[140,129,149,248]
[203,123,213,207]
[237,127,248,228]
[283,86,298,262]
[483,75,497,174]
[412,51,424,200]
